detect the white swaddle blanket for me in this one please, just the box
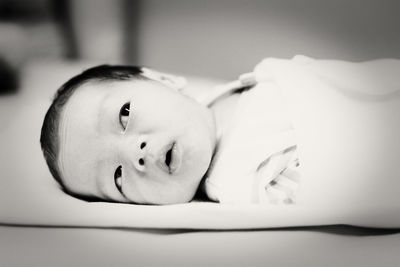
[204,55,400,221]
[204,77,300,204]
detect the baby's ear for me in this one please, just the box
[141,67,187,91]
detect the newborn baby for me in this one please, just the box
[41,63,299,205]
[40,65,236,204]
[40,56,400,228]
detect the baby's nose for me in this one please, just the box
[133,140,147,172]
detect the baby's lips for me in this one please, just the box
[169,142,182,174]
[156,143,172,174]
[155,141,181,175]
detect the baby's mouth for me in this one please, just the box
[162,142,182,174]
[165,146,173,168]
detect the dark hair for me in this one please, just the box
[40,65,146,196]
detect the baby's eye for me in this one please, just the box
[114,165,123,194]
[119,102,131,130]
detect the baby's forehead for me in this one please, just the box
[65,79,138,114]
[58,83,111,196]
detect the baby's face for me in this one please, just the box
[58,79,216,204]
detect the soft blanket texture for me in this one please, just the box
[205,55,400,228]
[1,57,399,230]
[204,71,299,205]
[252,56,400,227]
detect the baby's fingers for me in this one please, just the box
[281,166,301,183]
[264,169,301,204]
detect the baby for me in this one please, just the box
[40,65,229,205]
[41,56,400,228]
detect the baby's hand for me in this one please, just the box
[262,161,300,205]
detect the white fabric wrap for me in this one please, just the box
[205,66,297,204]
[205,55,400,215]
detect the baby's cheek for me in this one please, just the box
[182,142,211,178]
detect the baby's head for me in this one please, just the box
[40,65,216,204]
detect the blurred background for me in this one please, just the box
[1,0,400,94]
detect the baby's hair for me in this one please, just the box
[40,65,147,196]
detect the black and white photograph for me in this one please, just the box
[1,0,400,266]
